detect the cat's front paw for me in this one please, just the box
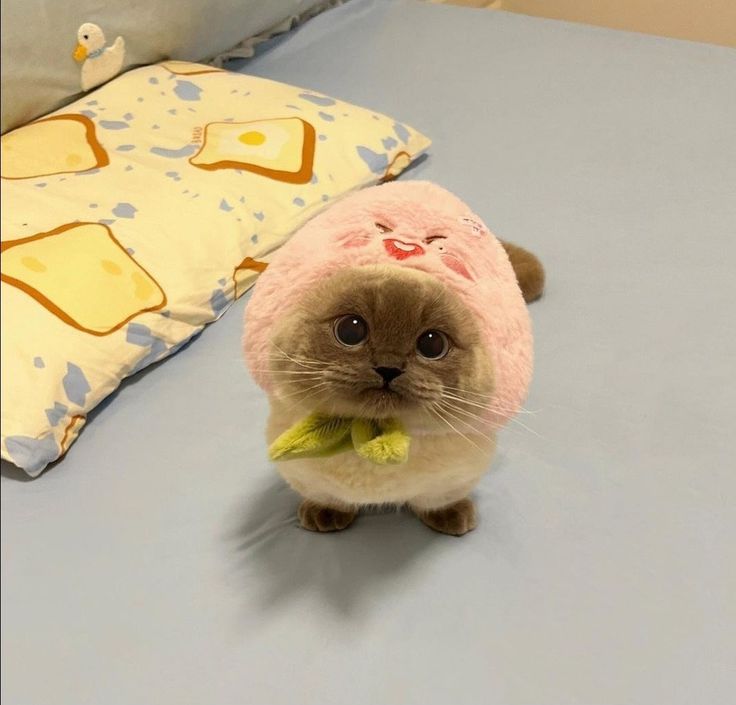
[298,500,357,532]
[413,498,477,536]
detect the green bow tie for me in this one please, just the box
[269,413,410,465]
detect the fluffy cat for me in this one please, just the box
[244,181,543,535]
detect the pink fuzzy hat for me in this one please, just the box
[244,181,533,427]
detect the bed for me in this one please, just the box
[2,1,735,703]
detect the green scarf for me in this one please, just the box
[269,412,410,465]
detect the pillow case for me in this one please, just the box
[0,0,335,134]
[0,61,431,476]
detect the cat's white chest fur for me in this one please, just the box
[267,396,496,510]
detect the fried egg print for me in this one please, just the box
[189,117,315,183]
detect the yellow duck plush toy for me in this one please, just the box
[73,23,125,92]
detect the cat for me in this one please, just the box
[244,181,544,535]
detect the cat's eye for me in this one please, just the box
[334,314,368,346]
[375,222,393,233]
[416,330,450,360]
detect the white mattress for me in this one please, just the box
[3,1,735,703]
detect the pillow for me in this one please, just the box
[0,61,431,476]
[0,0,335,134]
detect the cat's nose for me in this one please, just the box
[374,366,404,384]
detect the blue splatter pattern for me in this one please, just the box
[45,402,68,427]
[99,120,129,130]
[126,323,168,374]
[173,81,202,101]
[356,146,389,174]
[150,145,197,158]
[62,363,90,406]
[112,203,137,218]
[393,122,410,143]
[1,61,428,475]
[5,435,59,475]
[210,289,229,317]
[298,92,336,107]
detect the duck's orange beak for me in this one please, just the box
[73,44,87,62]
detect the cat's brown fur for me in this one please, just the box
[501,241,545,303]
[270,265,493,422]
[267,246,544,536]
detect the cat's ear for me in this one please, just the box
[500,241,545,304]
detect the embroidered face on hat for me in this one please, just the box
[244,181,533,427]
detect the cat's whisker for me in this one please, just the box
[435,402,498,445]
[249,368,326,376]
[277,380,331,402]
[428,404,485,453]
[441,395,543,438]
[441,386,540,414]
[449,400,540,418]
[442,391,539,418]
[439,399,505,430]
[269,344,325,369]
[277,378,329,395]
[438,403,526,442]
[268,379,325,389]
[264,353,323,364]
[441,391,495,408]
[266,359,324,371]
[504,416,545,438]
[267,380,324,389]
[441,385,498,399]
[276,384,335,421]
[445,396,543,438]
[441,392,517,415]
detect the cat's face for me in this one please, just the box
[269,265,494,423]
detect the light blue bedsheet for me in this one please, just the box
[3,1,735,703]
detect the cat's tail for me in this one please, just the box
[500,241,545,304]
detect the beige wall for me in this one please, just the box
[431,0,736,47]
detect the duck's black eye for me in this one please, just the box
[334,315,368,347]
[416,330,450,360]
[83,34,89,39]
